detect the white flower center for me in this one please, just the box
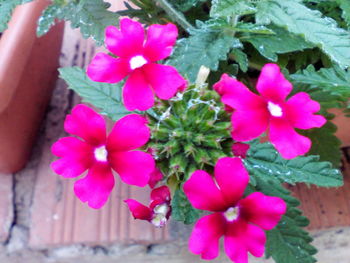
[129,55,147,70]
[154,204,169,215]
[151,213,167,228]
[224,207,239,222]
[94,145,108,162]
[267,101,283,117]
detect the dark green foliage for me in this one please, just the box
[171,187,201,224]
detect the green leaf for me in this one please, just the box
[244,141,343,187]
[37,0,119,45]
[0,0,33,32]
[230,48,248,72]
[168,28,235,82]
[210,0,256,18]
[234,22,275,34]
[256,0,350,68]
[242,26,314,62]
[172,0,206,12]
[253,178,317,263]
[58,67,133,121]
[291,65,350,98]
[171,187,201,224]
[337,0,350,27]
[300,121,342,167]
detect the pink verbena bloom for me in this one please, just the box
[232,142,250,159]
[214,63,326,159]
[125,186,171,227]
[51,104,155,209]
[87,18,187,111]
[183,157,286,263]
[148,167,163,189]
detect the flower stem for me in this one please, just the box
[154,0,194,32]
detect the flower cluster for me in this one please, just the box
[51,18,328,263]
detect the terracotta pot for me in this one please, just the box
[0,0,64,173]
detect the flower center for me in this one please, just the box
[267,101,283,117]
[94,145,108,162]
[129,55,147,70]
[151,204,169,227]
[224,207,239,222]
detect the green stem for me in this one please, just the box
[154,0,194,32]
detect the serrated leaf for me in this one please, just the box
[291,65,350,98]
[210,0,256,18]
[253,177,317,263]
[256,0,350,68]
[168,29,235,82]
[171,187,201,224]
[244,141,343,187]
[234,22,275,34]
[337,0,350,27]
[242,26,314,61]
[59,67,134,121]
[230,48,248,72]
[37,0,119,45]
[0,0,33,32]
[300,121,342,167]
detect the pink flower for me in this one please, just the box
[148,167,163,188]
[232,142,250,159]
[183,157,286,263]
[214,63,326,159]
[87,18,187,111]
[125,186,171,227]
[51,104,155,209]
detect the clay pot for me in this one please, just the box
[0,0,64,173]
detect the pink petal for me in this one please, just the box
[256,63,293,102]
[143,23,178,61]
[124,199,153,220]
[269,118,311,159]
[107,114,150,152]
[109,151,154,187]
[105,18,144,58]
[189,213,226,260]
[214,74,266,111]
[51,137,93,178]
[224,220,266,263]
[285,92,326,129]
[123,70,154,111]
[143,63,186,100]
[87,53,130,83]
[239,192,286,230]
[74,163,115,209]
[64,104,106,146]
[232,142,250,159]
[214,157,249,206]
[231,109,269,141]
[183,170,228,212]
[150,186,171,203]
[148,167,163,188]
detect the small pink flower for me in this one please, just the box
[148,167,163,189]
[232,142,250,159]
[87,18,187,111]
[183,157,286,263]
[125,186,171,227]
[214,63,326,159]
[51,104,155,209]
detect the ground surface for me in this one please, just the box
[0,24,349,263]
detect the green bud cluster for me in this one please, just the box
[146,85,232,183]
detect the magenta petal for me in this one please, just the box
[105,19,144,58]
[224,220,266,263]
[232,142,250,159]
[285,92,326,129]
[151,186,171,203]
[87,53,130,83]
[189,213,226,260]
[123,70,154,111]
[256,63,293,102]
[64,104,106,146]
[51,137,93,178]
[144,23,178,61]
[109,151,154,187]
[231,109,269,141]
[74,164,115,209]
[214,74,266,111]
[269,118,311,159]
[214,157,249,205]
[143,63,186,100]
[148,168,163,188]
[124,199,153,220]
[107,114,150,152]
[239,192,286,230]
[183,170,228,212]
